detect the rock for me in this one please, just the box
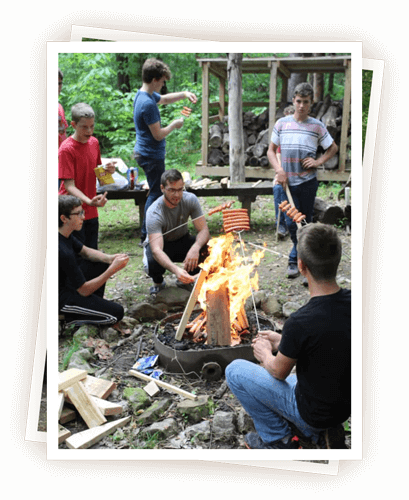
[100,327,120,343]
[245,290,266,311]
[261,294,282,316]
[67,348,95,373]
[142,418,179,439]
[176,395,211,424]
[212,411,236,440]
[120,316,139,329]
[155,286,191,308]
[237,409,255,434]
[73,325,99,343]
[282,301,301,317]
[128,302,167,321]
[136,397,173,426]
[184,420,211,443]
[123,387,151,413]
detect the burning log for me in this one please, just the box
[206,283,231,346]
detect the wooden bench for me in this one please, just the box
[104,181,275,226]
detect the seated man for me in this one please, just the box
[226,223,351,449]
[59,195,129,326]
[143,169,210,295]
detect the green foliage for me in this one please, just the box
[362,69,373,154]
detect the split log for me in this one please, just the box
[252,143,268,158]
[313,197,345,226]
[206,283,231,346]
[209,123,223,148]
[321,104,340,139]
[221,132,230,153]
[208,148,225,166]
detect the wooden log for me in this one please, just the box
[221,132,230,153]
[321,104,340,139]
[248,156,259,166]
[313,197,345,225]
[206,282,231,346]
[208,148,225,166]
[259,156,270,167]
[63,381,107,428]
[228,53,245,183]
[209,123,223,148]
[252,143,267,158]
[65,417,131,449]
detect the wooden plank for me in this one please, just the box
[82,376,117,400]
[58,392,65,419]
[175,269,207,341]
[143,381,160,397]
[65,417,131,449]
[129,370,198,400]
[59,407,77,424]
[58,425,71,444]
[58,368,88,392]
[63,381,107,428]
[90,396,123,416]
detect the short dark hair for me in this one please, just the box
[142,58,172,84]
[58,69,64,81]
[71,103,95,124]
[160,169,183,188]
[59,195,82,227]
[293,82,314,100]
[297,223,342,281]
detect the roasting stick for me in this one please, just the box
[236,230,261,333]
[284,183,302,230]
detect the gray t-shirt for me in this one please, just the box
[146,191,203,242]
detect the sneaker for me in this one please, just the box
[277,225,288,239]
[149,282,166,296]
[287,263,300,279]
[244,432,301,450]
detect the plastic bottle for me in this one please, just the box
[130,168,135,190]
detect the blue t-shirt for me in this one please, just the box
[133,90,165,159]
[271,116,334,187]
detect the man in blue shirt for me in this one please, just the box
[133,58,197,246]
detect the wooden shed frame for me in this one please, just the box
[196,55,351,182]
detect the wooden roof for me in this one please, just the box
[197,55,351,78]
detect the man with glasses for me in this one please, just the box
[59,195,129,326]
[143,169,210,295]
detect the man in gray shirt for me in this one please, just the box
[143,169,210,295]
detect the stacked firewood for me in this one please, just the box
[207,97,348,170]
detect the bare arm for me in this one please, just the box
[158,91,197,105]
[64,179,109,208]
[148,119,184,142]
[183,216,210,273]
[252,335,296,381]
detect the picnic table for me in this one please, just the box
[104,180,275,227]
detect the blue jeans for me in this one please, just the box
[273,184,287,229]
[284,178,318,264]
[136,155,165,239]
[226,359,322,444]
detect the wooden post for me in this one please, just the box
[206,283,231,346]
[201,61,210,167]
[269,61,278,146]
[339,59,351,173]
[227,53,245,183]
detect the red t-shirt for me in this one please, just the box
[58,136,101,220]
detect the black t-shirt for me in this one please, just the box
[279,288,351,429]
[59,233,86,309]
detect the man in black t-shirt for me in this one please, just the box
[226,223,351,449]
[59,195,129,327]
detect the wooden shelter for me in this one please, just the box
[196,55,351,182]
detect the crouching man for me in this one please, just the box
[143,169,210,295]
[59,195,129,326]
[226,223,351,449]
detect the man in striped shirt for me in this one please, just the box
[267,83,338,279]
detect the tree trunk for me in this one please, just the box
[227,53,245,183]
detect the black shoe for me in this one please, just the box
[287,263,300,279]
[244,432,301,449]
[277,225,288,239]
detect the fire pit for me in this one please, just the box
[155,311,275,381]
[154,230,272,381]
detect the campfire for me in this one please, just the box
[175,231,265,347]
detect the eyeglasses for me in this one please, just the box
[69,210,85,218]
[165,187,184,195]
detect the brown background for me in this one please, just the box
[1,0,408,500]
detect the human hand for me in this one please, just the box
[252,337,273,364]
[90,192,108,207]
[276,169,288,187]
[104,161,117,174]
[301,157,319,170]
[175,268,195,284]
[173,118,184,129]
[185,92,197,104]
[109,254,129,273]
[255,330,282,351]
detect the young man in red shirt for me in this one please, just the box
[58,102,116,249]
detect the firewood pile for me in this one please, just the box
[207,97,349,170]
